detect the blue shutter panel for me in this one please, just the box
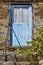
[10,5,32,46]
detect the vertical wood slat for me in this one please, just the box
[28,5,32,41]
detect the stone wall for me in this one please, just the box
[0,3,9,48]
[33,3,43,34]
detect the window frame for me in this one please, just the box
[10,4,33,46]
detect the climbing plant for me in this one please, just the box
[16,27,43,55]
[32,27,43,54]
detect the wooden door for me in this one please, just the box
[10,5,32,46]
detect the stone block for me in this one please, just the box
[2,61,14,65]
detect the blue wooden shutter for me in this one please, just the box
[10,5,32,46]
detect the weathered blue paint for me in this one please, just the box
[28,5,32,41]
[10,7,14,46]
[10,5,29,8]
[10,5,32,46]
